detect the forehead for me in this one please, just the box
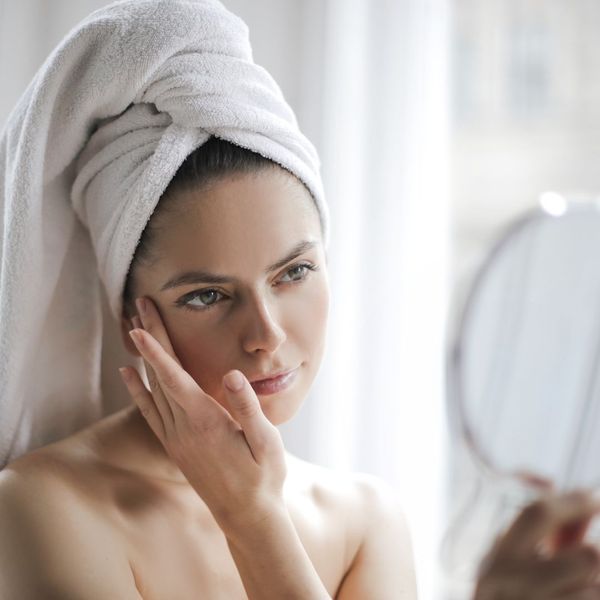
[155,169,321,268]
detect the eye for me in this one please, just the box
[177,289,226,312]
[278,262,318,284]
[176,261,319,312]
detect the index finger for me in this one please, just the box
[496,491,600,558]
[136,296,181,366]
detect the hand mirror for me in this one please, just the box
[449,193,600,492]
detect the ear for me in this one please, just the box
[120,314,142,357]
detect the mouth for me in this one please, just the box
[249,367,299,396]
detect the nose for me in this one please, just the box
[241,292,286,355]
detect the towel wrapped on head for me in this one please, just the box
[0,0,329,467]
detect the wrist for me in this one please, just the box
[214,497,290,542]
[219,496,289,547]
[223,500,331,599]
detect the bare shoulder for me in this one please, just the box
[0,445,140,599]
[286,455,417,599]
[286,453,365,503]
[0,434,113,517]
[285,453,370,532]
[286,453,410,528]
[0,442,92,513]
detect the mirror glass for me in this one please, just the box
[450,196,600,492]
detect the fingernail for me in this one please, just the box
[136,297,147,316]
[129,329,143,345]
[119,367,130,382]
[224,371,244,392]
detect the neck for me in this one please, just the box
[118,403,191,485]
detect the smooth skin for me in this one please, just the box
[0,168,417,599]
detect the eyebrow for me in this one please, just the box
[159,239,319,291]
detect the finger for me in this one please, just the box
[497,492,600,558]
[532,545,600,593]
[130,321,177,426]
[222,370,282,463]
[552,515,596,551]
[129,327,215,418]
[135,297,181,366]
[119,366,166,441]
[552,586,600,600]
[515,470,555,492]
[129,327,182,423]
[132,312,188,425]
[133,300,226,427]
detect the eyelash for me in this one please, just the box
[175,262,320,312]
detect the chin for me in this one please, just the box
[256,388,304,426]
[259,363,311,425]
[262,405,299,426]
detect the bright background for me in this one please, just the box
[4,1,597,598]
[447,2,600,597]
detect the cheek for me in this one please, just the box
[311,273,330,324]
[160,277,330,400]
[167,324,230,398]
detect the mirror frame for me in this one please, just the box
[446,194,600,486]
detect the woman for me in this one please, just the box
[0,135,416,597]
[0,0,416,594]
[0,1,599,598]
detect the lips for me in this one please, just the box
[249,368,294,383]
[249,367,298,395]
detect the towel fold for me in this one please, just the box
[0,0,329,467]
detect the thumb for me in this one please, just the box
[222,370,279,461]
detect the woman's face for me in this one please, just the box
[122,168,329,426]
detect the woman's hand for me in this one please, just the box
[474,490,600,599]
[118,296,287,532]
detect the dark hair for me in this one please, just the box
[121,136,319,320]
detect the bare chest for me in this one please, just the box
[119,497,352,599]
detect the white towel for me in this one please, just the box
[0,0,329,468]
